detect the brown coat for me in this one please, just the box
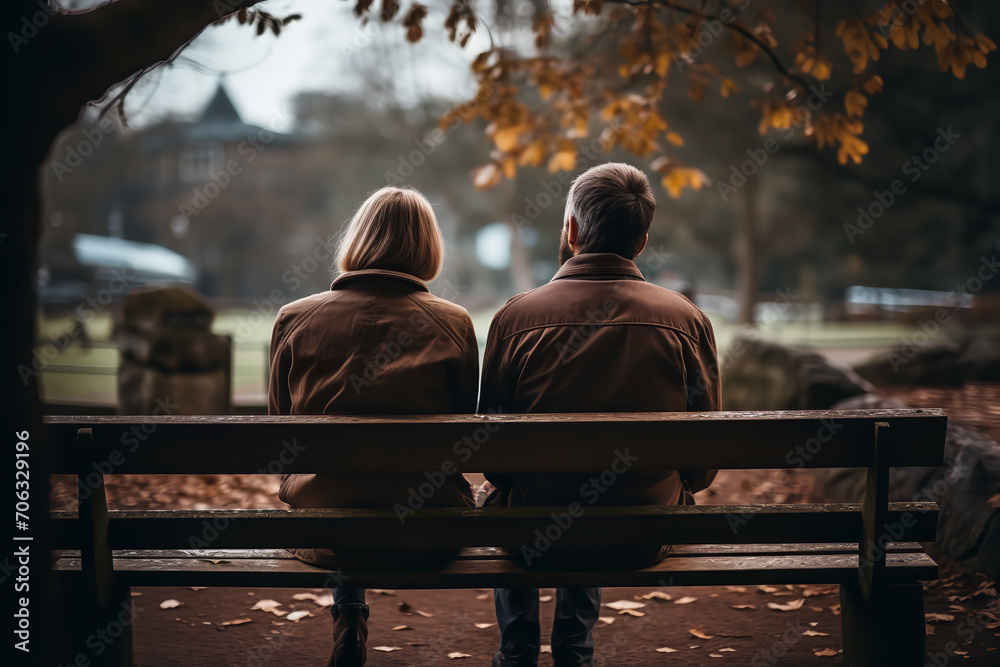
[479,253,721,514]
[268,269,477,567]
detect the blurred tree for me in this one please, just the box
[380,0,996,322]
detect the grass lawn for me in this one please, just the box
[36,306,930,407]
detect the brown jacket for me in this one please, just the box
[268,269,477,566]
[479,253,721,512]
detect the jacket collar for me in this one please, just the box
[551,253,646,282]
[331,269,429,292]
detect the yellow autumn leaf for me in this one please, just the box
[472,163,502,189]
[548,149,577,172]
[720,78,738,98]
[666,132,684,146]
[844,91,867,117]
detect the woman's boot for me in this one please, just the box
[328,603,370,667]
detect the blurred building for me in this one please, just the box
[41,82,332,302]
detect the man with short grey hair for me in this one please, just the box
[480,162,721,666]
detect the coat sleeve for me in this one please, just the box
[452,316,480,414]
[267,307,293,416]
[478,311,515,493]
[679,313,722,493]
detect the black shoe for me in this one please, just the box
[329,603,369,667]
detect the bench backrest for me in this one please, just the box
[46,409,946,593]
[46,409,946,474]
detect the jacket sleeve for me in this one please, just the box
[452,316,480,414]
[478,311,515,492]
[267,307,293,416]
[679,313,721,493]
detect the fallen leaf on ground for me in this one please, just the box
[373,646,401,652]
[221,618,252,626]
[809,606,824,612]
[925,623,935,635]
[251,600,287,616]
[476,593,490,600]
[814,648,838,656]
[767,599,805,611]
[286,610,312,622]
[447,652,471,659]
[598,617,616,625]
[809,622,819,626]
[710,654,724,658]
[131,592,143,597]
[159,600,182,610]
[732,604,756,610]
[188,587,206,591]
[925,613,955,623]
[954,650,967,656]
[690,629,714,639]
[674,596,697,605]
[313,593,334,607]
[725,586,747,593]
[392,625,412,631]
[539,595,553,603]
[604,600,646,611]
[540,645,551,654]
[655,647,678,653]
[803,630,829,637]
[474,623,495,629]
[638,591,672,601]
[758,585,780,594]
[620,609,645,617]
[416,610,434,618]
[830,603,841,616]
[719,648,735,652]
[291,593,317,601]
[370,589,396,595]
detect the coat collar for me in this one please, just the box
[551,253,646,282]
[331,269,429,292]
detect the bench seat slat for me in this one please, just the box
[51,549,938,589]
[49,503,939,549]
[44,409,947,473]
[54,542,929,561]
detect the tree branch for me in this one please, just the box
[606,0,813,92]
[43,0,269,116]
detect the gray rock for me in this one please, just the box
[116,286,229,414]
[958,335,1000,381]
[721,337,873,411]
[813,394,1000,579]
[854,340,964,387]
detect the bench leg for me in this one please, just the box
[840,580,925,666]
[92,581,135,667]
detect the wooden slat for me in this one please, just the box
[53,543,928,561]
[51,551,938,589]
[43,409,947,473]
[49,503,939,549]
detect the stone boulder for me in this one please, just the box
[854,341,964,387]
[721,337,873,411]
[853,334,1000,387]
[117,286,230,415]
[813,394,1000,579]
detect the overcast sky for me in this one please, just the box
[117,0,500,128]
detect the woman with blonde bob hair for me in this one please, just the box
[269,186,478,667]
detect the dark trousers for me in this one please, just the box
[494,587,601,666]
[332,587,366,616]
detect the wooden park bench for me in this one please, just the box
[46,408,946,666]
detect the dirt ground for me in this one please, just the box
[50,383,1000,665]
